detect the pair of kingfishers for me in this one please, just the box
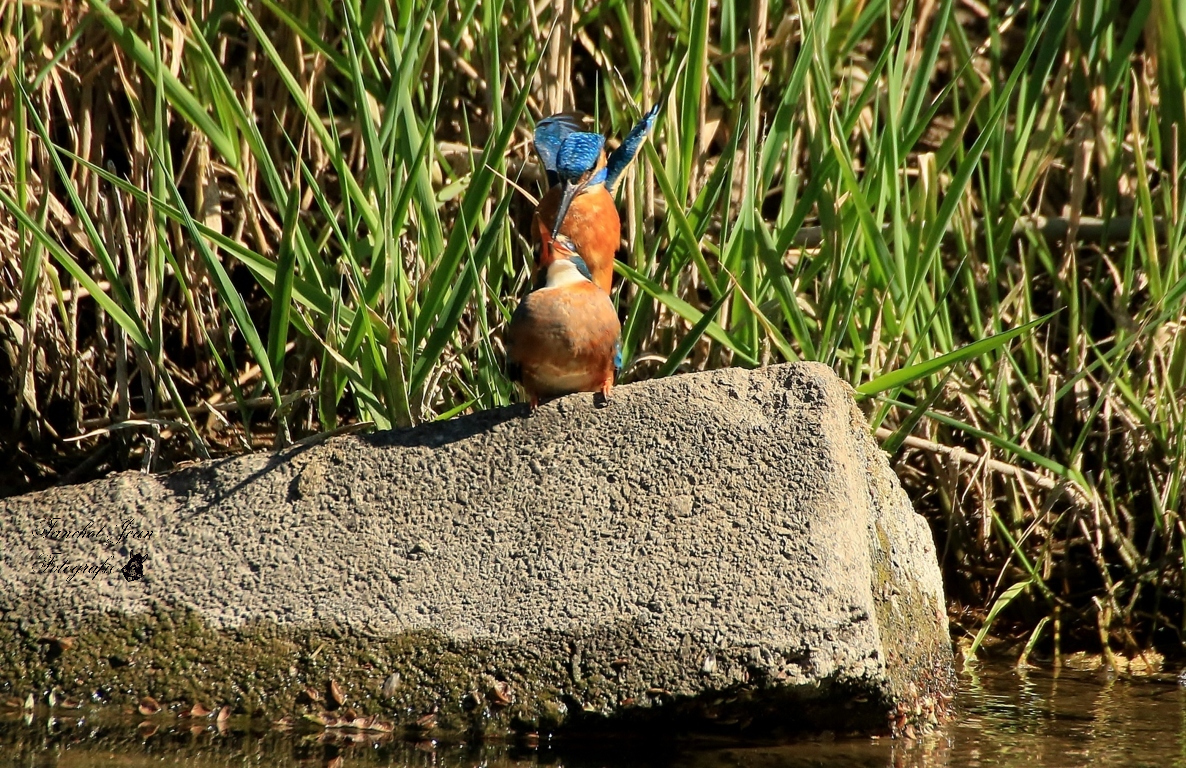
[506,104,659,409]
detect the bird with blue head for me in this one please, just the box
[506,234,622,411]
[531,103,659,295]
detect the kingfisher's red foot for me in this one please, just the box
[594,377,613,408]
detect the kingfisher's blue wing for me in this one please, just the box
[534,113,586,186]
[557,132,607,181]
[605,103,660,192]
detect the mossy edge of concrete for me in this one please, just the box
[1,602,907,739]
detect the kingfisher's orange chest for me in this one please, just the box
[534,185,619,294]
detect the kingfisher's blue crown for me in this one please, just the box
[557,132,606,181]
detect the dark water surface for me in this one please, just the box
[3,664,1183,767]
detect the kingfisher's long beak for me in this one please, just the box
[551,178,582,239]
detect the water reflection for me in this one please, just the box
[1,665,1183,767]
[928,664,1186,768]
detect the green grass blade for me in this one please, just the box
[857,312,1059,396]
[87,0,237,163]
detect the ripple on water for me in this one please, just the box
[1,664,1184,768]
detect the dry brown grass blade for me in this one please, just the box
[78,390,314,432]
[876,427,1094,511]
[543,0,574,114]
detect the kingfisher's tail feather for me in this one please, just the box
[605,103,660,192]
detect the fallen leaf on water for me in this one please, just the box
[303,711,330,727]
[327,680,345,708]
[183,701,211,717]
[138,696,162,715]
[487,679,513,707]
[381,672,401,698]
[38,636,75,653]
[355,715,393,733]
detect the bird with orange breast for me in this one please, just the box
[506,234,622,410]
[531,104,659,294]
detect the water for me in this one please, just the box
[3,664,1183,767]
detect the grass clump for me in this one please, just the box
[1,0,1185,658]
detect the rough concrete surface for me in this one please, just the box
[0,362,954,739]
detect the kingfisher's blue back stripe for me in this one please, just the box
[606,103,660,191]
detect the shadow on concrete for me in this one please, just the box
[160,403,527,513]
[359,404,525,449]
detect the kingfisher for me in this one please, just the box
[531,104,660,294]
[506,235,623,410]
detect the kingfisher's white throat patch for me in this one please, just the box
[545,259,590,289]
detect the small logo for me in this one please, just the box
[121,553,145,582]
